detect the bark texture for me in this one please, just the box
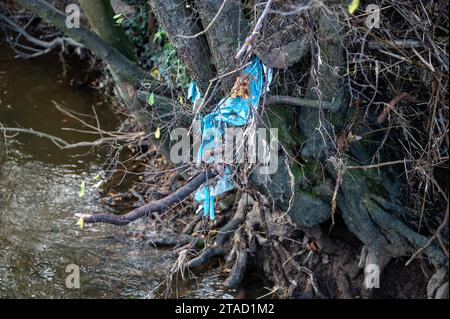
[149,0,215,93]
[194,0,248,92]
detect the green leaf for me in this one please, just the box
[78,181,86,198]
[113,13,123,19]
[195,238,205,249]
[115,17,124,25]
[76,218,85,230]
[348,0,360,14]
[147,93,155,106]
[153,29,166,43]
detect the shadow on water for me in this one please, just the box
[0,44,265,299]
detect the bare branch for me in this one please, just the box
[176,0,228,39]
[0,13,82,58]
[235,0,273,60]
[267,95,340,111]
[0,126,144,149]
[79,170,217,226]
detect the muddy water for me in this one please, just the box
[0,45,253,298]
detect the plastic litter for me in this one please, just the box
[188,80,202,103]
[190,57,272,219]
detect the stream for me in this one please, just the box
[0,45,263,299]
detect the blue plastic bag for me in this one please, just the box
[191,57,272,219]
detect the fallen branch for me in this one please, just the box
[80,170,216,226]
[0,13,82,58]
[0,126,144,149]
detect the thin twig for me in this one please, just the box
[405,205,449,266]
[176,0,228,39]
[235,0,273,60]
[346,159,414,170]
[0,126,144,149]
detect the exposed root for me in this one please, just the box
[182,213,203,235]
[186,194,253,269]
[406,205,450,265]
[427,266,449,299]
[142,232,194,247]
[376,92,419,124]
[186,246,224,269]
[223,248,249,289]
[358,246,392,298]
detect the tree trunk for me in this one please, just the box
[78,0,135,61]
[149,0,215,93]
[193,0,248,92]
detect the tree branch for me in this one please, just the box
[0,126,144,149]
[78,0,136,62]
[267,95,340,111]
[0,13,82,58]
[235,0,273,60]
[12,0,145,84]
[80,170,217,226]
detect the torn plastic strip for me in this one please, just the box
[191,57,272,219]
[188,80,202,103]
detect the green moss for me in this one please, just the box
[263,104,303,151]
[329,111,342,126]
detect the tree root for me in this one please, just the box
[223,249,249,289]
[358,245,392,298]
[143,232,194,247]
[182,214,203,235]
[427,266,449,299]
[185,194,253,269]
[186,246,225,269]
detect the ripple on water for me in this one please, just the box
[0,157,181,298]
